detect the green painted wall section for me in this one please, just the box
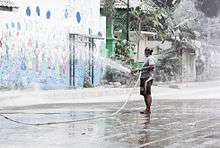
[106,20,116,58]
[102,9,129,58]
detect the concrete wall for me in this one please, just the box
[0,0,106,89]
[182,51,196,81]
[130,32,172,62]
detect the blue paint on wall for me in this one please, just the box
[26,7,31,16]
[76,11,81,23]
[36,6,40,16]
[64,9,68,19]
[17,22,21,31]
[11,22,15,28]
[5,24,9,29]
[46,10,51,19]
[97,32,102,37]
[93,63,102,86]
[88,28,92,35]
[0,30,69,89]
[75,65,85,87]
[0,3,104,90]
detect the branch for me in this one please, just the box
[175,16,198,28]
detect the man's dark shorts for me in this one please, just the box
[140,77,153,96]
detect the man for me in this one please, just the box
[131,47,155,114]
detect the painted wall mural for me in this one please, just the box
[0,0,105,89]
[0,21,68,89]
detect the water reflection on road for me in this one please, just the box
[0,99,220,148]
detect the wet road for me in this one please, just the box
[0,99,220,148]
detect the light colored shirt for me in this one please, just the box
[140,55,155,78]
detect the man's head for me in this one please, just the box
[145,47,153,57]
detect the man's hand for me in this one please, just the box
[130,68,140,74]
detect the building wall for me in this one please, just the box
[129,32,172,63]
[182,51,196,81]
[0,0,106,89]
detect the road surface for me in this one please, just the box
[0,99,219,148]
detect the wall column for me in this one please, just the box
[106,20,116,58]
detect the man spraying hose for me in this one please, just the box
[131,47,155,114]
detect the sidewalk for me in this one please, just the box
[0,80,220,109]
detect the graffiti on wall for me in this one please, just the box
[0,0,105,89]
[0,17,69,89]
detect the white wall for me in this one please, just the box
[182,51,196,81]
[0,0,106,89]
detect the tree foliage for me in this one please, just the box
[103,0,200,81]
[114,40,136,64]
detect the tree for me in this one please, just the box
[102,0,201,81]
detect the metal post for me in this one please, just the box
[126,0,130,42]
[91,38,94,86]
[71,35,76,87]
[69,34,75,87]
[69,34,72,86]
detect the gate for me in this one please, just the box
[69,34,103,87]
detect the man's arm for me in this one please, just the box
[130,57,155,74]
[130,65,154,74]
[139,65,154,71]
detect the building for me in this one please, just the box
[101,0,200,82]
[181,46,196,82]
[200,17,220,80]
[0,0,106,89]
[100,0,140,57]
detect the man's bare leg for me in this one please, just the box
[146,95,152,113]
[140,95,151,114]
[144,95,148,110]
